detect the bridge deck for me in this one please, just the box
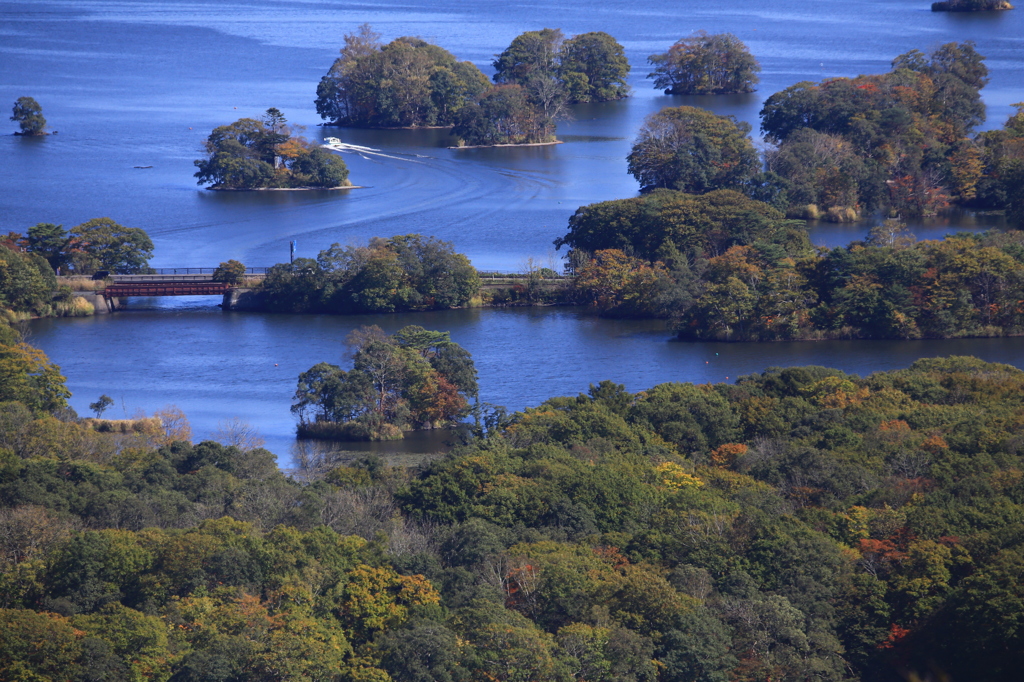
[104,281,232,297]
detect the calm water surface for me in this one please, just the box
[25,301,1024,463]
[6,0,1024,462]
[2,0,1023,268]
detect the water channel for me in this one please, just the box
[5,0,1024,463]
[25,300,1024,462]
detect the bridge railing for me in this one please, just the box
[143,267,270,275]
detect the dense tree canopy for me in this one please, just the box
[0,337,69,413]
[16,218,153,276]
[648,31,761,95]
[452,84,554,146]
[558,31,631,103]
[10,96,45,135]
[493,29,630,104]
[760,41,989,219]
[555,188,805,263]
[316,26,490,127]
[627,106,761,194]
[259,234,480,314]
[0,245,58,315]
[5,340,1024,680]
[973,102,1024,226]
[293,325,478,440]
[195,108,349,189]
[66,218,154,274]
[492,28,564,87]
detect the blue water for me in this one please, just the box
[6,0,1024,461]
[2,0,1022,270]
[26,303,1024,461]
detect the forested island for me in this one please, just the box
[315,25,630,147]
[647,32,760,95]
[553,41,1024,337]
[558,189,1024,340]
[10,97,48,136]
[195,108,350,190]
[932,0,1013,10]
[293,325,478,441]
[627,42,1013,223]
[4,304,1024,680]
[255,235,481,314]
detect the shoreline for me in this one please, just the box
[205,185,363,192]
[449,140,563,150]
[321,123,453,130]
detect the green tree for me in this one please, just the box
[212,259,247,284]
[315,23,383,124]
[293,325,477,439]
[0,245,58,314]
[558,31,630,103]
[89,394,114,418]
[453,85,553,146]
[493,28,564,86]
[10,97,46,135]
[193,117,276,189]
[69,218,154,274]
[315,31,490,128]
[290,145,350,187]
[627,106,760,194]
[23,223,69,272]
[555,189,802,262]
[648,31,760,95]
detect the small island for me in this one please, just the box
[293,325,478,440]
[194,108,350,190]
[647,31,761,95]
[932,0,1013,10]
[10,96,48,136]
[315,25,632,148]
[315,25,491,129]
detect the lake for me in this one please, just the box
[6,0,1024,462]
[25,300,1024,462]
[2,0,1022,270]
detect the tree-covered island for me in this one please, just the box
[315,25,631,147]
[625,42,1019,226]
[932,0,1013,10]
[10,96,47,136]
[556,41,1024,338]
[293,325,478,441]
[256,235,481,314]
[648,31,761,95]
[448,28,632,147]
[195,108,350,190]
[315,25,491,129]
[492,29,631,105]
[760,41,992,222]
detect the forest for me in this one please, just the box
[195,108,350,190]
[315,25,631,146]
[623,42,1024,224]
[256,235,481,314]
[292,325,479,441]
[3,307,1024,680]
[561,189,1024,340]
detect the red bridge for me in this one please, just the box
[100,269,267,307]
